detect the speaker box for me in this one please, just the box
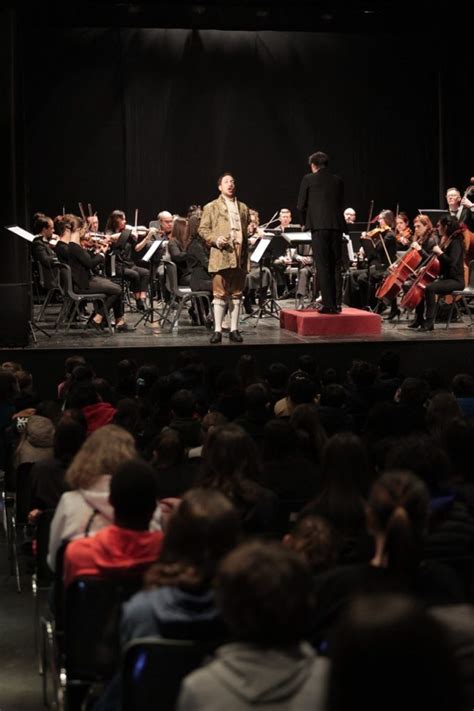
[0,283,30,346]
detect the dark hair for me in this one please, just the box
[349,360,378,388]
[265,362,289,390]
[309,151,328,167]
[328,595,462,711]
[33,214,53,234]
[53,410,87,465]
[378,350,400,378]
[0,370,18,402]
[288,371,316,405]
[378,209,395,228]
[369,470,430,576]
[110,459,158,527]
[54,214,84,236]
[217,172,233,186]
[171,389,196,418]
[452,372,474,397]
[188,214,202,243]
[287,514,338,572]
[290,403,327,463]
[171,217,190,250]
[439,215,463,239]
[398,377,430,407]
[262,419,298,462]
[105,210,126,234]
[319,383,347,408]
[198,424,261,506]
[304,432,368,534]
[146,488,240,588]
[396,211,410,226]
[152,427,185,468]
[64,355,86,376]
[426,392,463,440]
[64,382,99,409]
[384,435,451,494]
[244,382,269,412]
[236,354,259,388]
[216,541,313,646]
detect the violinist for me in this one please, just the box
[344,209,397,310]
[411,215,465,332]
[63,214,128,331]
[395,212,412,250]
[31,214,60,289]
[105,210,150,311]
[86,214,99,234]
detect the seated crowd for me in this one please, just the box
[1,350,474,710]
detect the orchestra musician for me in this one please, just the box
[344,207,357,224]
[31,214,60,290]
[86,214,99,234]
[395,212,412,250]
[59,214,128,331]
[446,187,474,230]
[410,215,464,332]
[344,209,397,310]
[168,217,192,286]
[105,210,150,311]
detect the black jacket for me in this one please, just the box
[68,242,104,292]
[32,238,59,288]
[297,167,345,231]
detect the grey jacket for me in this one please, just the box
[177,641,328,710]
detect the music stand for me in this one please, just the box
[242,233,284,327]
[7,226,51,343]
[418,209,449,226]
[135,238,166,328]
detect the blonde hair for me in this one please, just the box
[66,424,136,489]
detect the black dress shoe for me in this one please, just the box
[318,306,338,314]
[387,308,401,322]
[419,320,434,332]
[229,330,244,343]
[135,299,146,311]
[116,322,130,332]
[408,319,424,329]
[210,331,222,344]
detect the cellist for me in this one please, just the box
[411,215,465,332]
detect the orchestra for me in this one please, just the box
[29,177,474,337]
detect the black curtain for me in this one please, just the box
[23,27,443,227]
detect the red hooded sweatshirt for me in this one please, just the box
[63,525,163,587]
[82,402,117,434]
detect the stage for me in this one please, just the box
[2,298,474,399]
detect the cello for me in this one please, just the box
[375,248,422,303]
[400,254,440,311]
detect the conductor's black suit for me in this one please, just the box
[297,167,344,311]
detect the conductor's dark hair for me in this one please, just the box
[309,151,329,168]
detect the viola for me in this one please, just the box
[395,227,412,245]
[400,254,440,311]
[375,248,422,303]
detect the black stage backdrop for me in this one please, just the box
[23,28,447,227]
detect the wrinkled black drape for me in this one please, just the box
[23,27,451,226]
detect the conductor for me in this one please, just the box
[297,151,345,313]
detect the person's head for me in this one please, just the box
[426,392,463,439]
[199,424,260,496]
[53,409,87,465]
[452,372,474,397]
[146,488,241,588]
[170,389,196,419]
[413,213,433,240]
[384,435,450,494]
[378,209,395,229]
[105,210,126,234]
[368,470,430,574]
[33,214,54,239]
[64,355,87,377]
[136,364,160,397]
[187,204,202,219]
[349,360,378,389]
[328,594,462,711]
[378,350,400,379]
[200,411,227,441]
[0,369,19,402]
[216,541,313,647]
[296,354,319,382]
[397,377,430,407]
[65,382,100,410]
[188,214,202,242]
[344,207,356,223]
[66,424,136,489]
[438,214,462,240]
[110,459,158,530]
[309,151,329,172]
[395,212,410,232]
[446,187,461,209]
[319,383,347,408]
[249,209,260,226]
[218,173,235,199]
[158,211,174,235]
[170,216,190,250]
[279,208,292,227]
[87,215,99,232]
[54,214,85,239]
[284,514,338,573]
[265,361,289,392]
[152,427,185,468]
[290,403,327,462]
[321,432,369,495]
[236,353,259,388]
[288,370,317,405]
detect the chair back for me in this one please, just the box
[163,260,181,297]
[34,509,55,586]
[64,575,143,681]
[122,636,215,711]
[57,262,75,298]
[468,260,474,290]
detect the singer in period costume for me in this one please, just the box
[199,173,250,343]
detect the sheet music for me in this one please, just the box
[285,232,312,243]
[6,225,36,242]
[251,237,272,264]
[142,238,165,263]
